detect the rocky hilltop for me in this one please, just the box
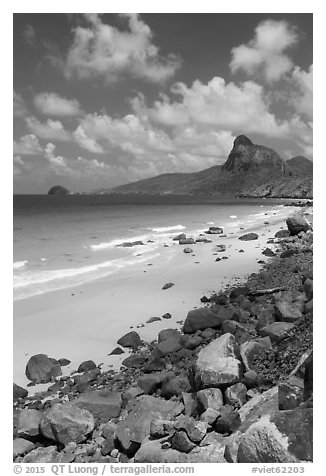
[102,135,312,198]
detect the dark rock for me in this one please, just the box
[240,338,272,371]
[40,403,95,444]
[122,354,147,368]
[73,368,100,386]
[122,386,144,403]
[280,249,296,258]
[199,408,220,425]
[275,229,290,238]
[221,320,252,344]
[200,296,210,303]
[205,226,223,235]
[158,328,180,342]
[262,248,276,257]
[162,282,175,290]
[161,374,191,398]
[173,233,186,241]
[117,331,141,349]
[109,347,124,355]
[171,430,196,453]
[100,438,115,456]
[13,383,28,401]
[242,370,258,389]
[182,392,200,417]
[146,316,161,323]
[303,278,313,301]
[239,233,258,241]
[48,185,70,195]
[17,409,42,437]
[74,390,122,420]
[260,322,295,343]
[274,298,304,323]
[183,247,193,254]
[77,360,97,373]
[174,415,207,442]
[304,352,313,401]
[215,244,226,252]
[156,336,182,356]
[214,405,241,434]
[278,377,304,410]
[58,358,71,366]
[138,372,173,395]
[180,334,203,349]
[162,312,172,319]
[25,354,62,384]
[183,306,230,334]
[179,238,195,245]
[229,286,250,301]
[286,214,311,236]
[150,419,174,438]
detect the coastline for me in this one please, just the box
[14,204,296,389]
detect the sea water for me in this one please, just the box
[14,194,288,301]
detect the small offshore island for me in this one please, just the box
[14,136,313,464]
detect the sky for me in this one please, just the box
[13,13,313,193]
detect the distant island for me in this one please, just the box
[48,185,71,196]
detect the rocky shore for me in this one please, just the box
[13,208,313,464]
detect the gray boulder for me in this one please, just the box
[117,331,141,349]
[73,390,122,420]
[17,409,42,437]
[25,354,62,384]
[13,438,35,458]
[286,214,311,236]
[239,233,258,241]
[183,307,229,334]
[260,322,295,343]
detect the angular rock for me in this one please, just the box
[13,438,35,458]
[162,282,175,290]
[180,334,203,349]
[197,388,224,411]
[242,370,258,389]
[74,390,122,420]
[214,405,241,434]
[237,408,312,462]
[117,331,141,349]
[17,409,42,437]
[173,233,186,241]
[205,226,223,235]
[225,383,247,408]
[174,415,207,442]
[109,347,124,355]
[179,238,195,245]
[160,374,191,398]
[156,336,182,356]
[150,419,174,438]
[260,322,295,343]
[286,214,311,236]
[138,372,172,395]
[122,386,144,404]
[303,278,313,301]
[25,354,62,384]
[22,446,59,463]
[171,430,196,453]
[13,383,28,401]
[199,408,220,425]
[58,358,71,366]
[183,307,229,334]
[275,229,290,238]
[77,360,97,373]
[262,248,276,257]
[240,337,272,371]
[215,244,226,252]
[182,392,200,417]
[278,377,304,410]
[40,403,95,444]
[239,233,258,241]
[158,328,180,342]
[162,312,172,319]
[122,354,146,368]
[274,298,303,323]
[195,334,242,389]
[183,247,193,253]
[229,286,250,301]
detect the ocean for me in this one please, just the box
[13,194,289,301]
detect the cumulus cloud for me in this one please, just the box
[13,134,43,155]
[14,91,28,118]
[132,77,288,137]
[34,92,82,116]
[26,116,72,141]
[230,19,299,82]
[289,65,313,119]
[64,13,181,83]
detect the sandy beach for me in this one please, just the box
[14,205,296,390]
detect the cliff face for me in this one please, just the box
[101,135,313,198]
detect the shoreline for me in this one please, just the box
[14,204,296,389]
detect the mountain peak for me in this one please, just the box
[222,135,284,173]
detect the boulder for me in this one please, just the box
[183,307,228,334]
[21,446,59,463]
[214,405,241,435]
[160,374,191,398]
[73,390,122,420]
[13,383,28,401]
[274,299,303,322]
[58,358,71,366]
[173,233,186,241]
[240,337,272,371]
[77,360,97,373]
[179,238,195,245]
[17,409,42,437]
[205,226,223,235]
[122,354,147,368]
[146,316,161,323]
[171,431,196,452]
[158,328,180,342]
[262,248,276,257]
[242,370,258,389]
[40,403,95,445]
[239,233,258,241]
[199,408,220,425]
[162,282,175,290]
[237,408,312,462]
[180,334,203,349]
[260,322,295,343]
[183,247,193,253]
[275,229,290,238]
[278,377,304,410]
[197,388,224,411]
[182,392,200,417]
[109,347,124,355]
[162,312,172,319]
[13,438,35,458]
[115,395,183,456]
[138,372,172,395]
[225,383,247,408]
[25,354,62,384]
[280,249,296,258]
[229,286,250,301]
[215,244,226,252]
[195,333,242,389]
[286,214,311,236]
[303,278,313,301]
[174,415,207,442]
[156,336,182,356]
[150,419,175,438]
[117,331,141,349]
[122,386,144,403]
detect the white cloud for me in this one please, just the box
[34,92,82,116]
[13,134,43,155]
[289,65,313,119]
[230,19,299,82]
[133,77,288,137]
[14,91,28,118]
[26,116,72,141]
[73,125,104,154]
[64,13,181,83]
[23,24,35,45]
